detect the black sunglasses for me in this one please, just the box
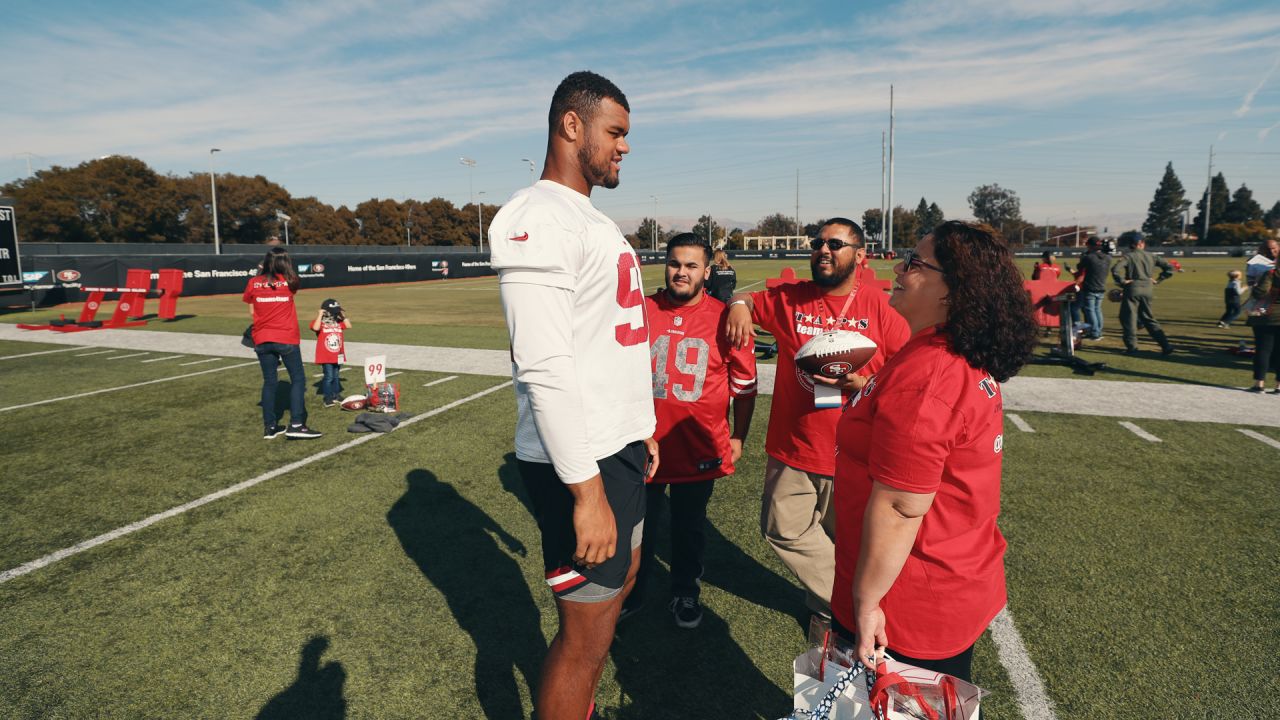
[809,238,858,252]
[902,249,943,273]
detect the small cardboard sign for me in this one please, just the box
[363,355,387,386]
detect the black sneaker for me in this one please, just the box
[669,596,702,629]
[263,425,285,440]
[1247,385,1265,393]
[286,424,322,439]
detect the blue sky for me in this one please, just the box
[3,0,1279,236]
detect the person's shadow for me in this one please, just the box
[256,635,347,719]
[387,469,544,720]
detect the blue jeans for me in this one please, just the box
[256,342,306,428]
[320,363,342,402]
[1080,290,1104,337]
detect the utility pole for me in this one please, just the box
[707,215,714,246]
[477,191,486,254]
[1202,145,1214,243]
[406,205,413,246]
[880,132,886,246]
[459,157,477,249]
[795,169,801,238]
[208,148,222,255]
[651,195,659,251]
[887,85,895,253]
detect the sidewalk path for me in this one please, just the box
[5,325,1278,426]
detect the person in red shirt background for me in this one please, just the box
[1030,250,1061,280]
[243,247,321,440]
[310,298,353,407]
[831,220,1038,683]
[623,233,757,629]
[725,218,910,618]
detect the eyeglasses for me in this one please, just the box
[809,238,858,252]
[901,249,943,273]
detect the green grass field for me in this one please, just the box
[1,257,1277,718]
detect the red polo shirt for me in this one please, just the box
[242,274,300,345]
[831,326,1007,659]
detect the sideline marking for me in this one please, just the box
[1238,428,1280,451]
[140,355,184,364]
[1119,421,1161,442]
[108,352,151,360]
[0,362,258,414]
[180,358,223,366]
[0,380,513,585]
[0,346,83,361]
[385,371,402,378]
[1007,413,1036,433]
[989,608,1058,720]
[737,280,765,292]
[75,349,115,357]
[424,375,458,387]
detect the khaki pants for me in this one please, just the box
[760,455,835,614]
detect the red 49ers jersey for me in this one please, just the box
[646,291,757,484]
[314,322,346,364]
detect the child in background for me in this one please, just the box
[1219,270,1245,328]
[311,298,353,407]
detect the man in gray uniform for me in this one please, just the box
[1111,234,1175,355]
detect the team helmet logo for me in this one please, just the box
[820,361,853,376]
[312,263,325,273]
[56,269,81,282]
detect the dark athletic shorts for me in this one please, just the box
[517,440,648,603]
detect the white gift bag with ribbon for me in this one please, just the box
[784,646,985,720]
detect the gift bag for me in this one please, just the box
[783,620,985,720]
[366,382,400,413]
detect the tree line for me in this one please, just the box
[1,155,500,246]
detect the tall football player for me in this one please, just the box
[488,71,659,720]
[622,233,757,629]
[724,218,910,618]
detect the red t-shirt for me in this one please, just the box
[1031,263,1061,281]
[647,292,757,483]
[242,274,300,345]
[750,281,910,475]
[831,326,1007,659]
[314,322,346,364]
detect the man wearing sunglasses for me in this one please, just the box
[724,218,910,618]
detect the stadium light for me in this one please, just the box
[459,157,477,249]
[521,158,535,184]
[277,211,291,245]
[209,148,221,256]
[477,191,486,254]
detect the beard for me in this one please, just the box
[810,255,855,288]
[665,279,704,302]
[578,139,619,189]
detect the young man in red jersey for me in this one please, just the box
[621,233,757,629]
[725,218,910,618]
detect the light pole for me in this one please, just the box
[459,157,477,248]
[277,211,291,245]
[209,148,222,255]
[650,195,658,251]
[406,205,413,246]
[477,191,486,254]
[521,158,535,184]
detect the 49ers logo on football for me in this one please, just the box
[820,360,853,376]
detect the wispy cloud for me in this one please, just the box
[1261,120,1280,141]
[1235,55,1280,117]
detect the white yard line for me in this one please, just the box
[1007,413,1036,433]
[385,371,402,378]
[0,346,83,361]
[107,352,150,360]
[1119,420,1162,442]
[139,355,184,364]
[179,358,223,366]
[737,279,765,291]
[0,362,258,414]
[1238,428,1280,451]
[0,380,513,585]
[424,375,458,387]
[989,608,1058,720]
[74,349,115,357]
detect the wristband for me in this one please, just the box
[729,299,748,308]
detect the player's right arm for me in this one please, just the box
[725,289,771,349]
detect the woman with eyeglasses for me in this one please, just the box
[829,221,1038,684]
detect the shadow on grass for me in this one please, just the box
[388,468,544,720]
[256,635,347,719]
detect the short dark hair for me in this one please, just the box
[819,217,865,246]
[548,71,630,134]
[930,220,1038,383]
[666,232,712,263]
[1086,236,1101,247]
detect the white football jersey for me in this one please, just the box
[490,180,655,483]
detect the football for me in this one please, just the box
[340,395,368,411]
[794,330,878,378]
